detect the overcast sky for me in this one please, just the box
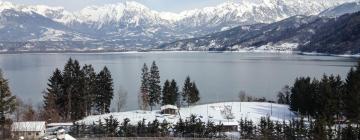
[8,0,228,12]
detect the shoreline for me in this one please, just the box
[1,50,360,58]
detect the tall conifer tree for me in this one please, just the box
[344,61,360,123]
[82,64,97,116]
[0,69,16,124]
[182,76,192,106]
[170,79,180,106]
[162,80,171,105]
[69,60,86,120]
[140,63,150,110]
[189,82,200,105]
[148,61,161,110]
[43,68,63,122]
[95,66,114,114]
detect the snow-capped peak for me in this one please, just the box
[0,0,357,47]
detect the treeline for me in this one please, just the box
[273,61,360,138]
[70,115,225,138]
[43,58,114,122]
[139,61,200,110]
[284,61,360,123]
[238,116,359,140]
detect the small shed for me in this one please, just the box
[220,121,239,132]
[160,105,178,115]
[11,121,46,139]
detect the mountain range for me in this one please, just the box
[0,0,358,53]
[160,1,360,54]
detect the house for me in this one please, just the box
[11,121,46,140]
[160,105,178,115]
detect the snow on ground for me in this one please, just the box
[79,102,295,126]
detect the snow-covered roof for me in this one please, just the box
[11,121,46,132]
[221,121,239,126]
[160,105,178,110]
[47,123,73,127]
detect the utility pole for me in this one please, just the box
[271,103,273,116]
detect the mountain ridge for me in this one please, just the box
[0,0,357,52]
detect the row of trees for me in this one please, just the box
[238,117,359,140]
[70,115,360,139]
[139,61,200,110]
[43,58,114,122]
[287,68,354,124]
[70,115,225,138]
[273,61,360,139]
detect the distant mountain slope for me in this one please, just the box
[159,16,329,51]
[161,11,360,54]
[0,0,355,51]
[320,2,360,17]
[299,12,360,54]
[0,9,92,42]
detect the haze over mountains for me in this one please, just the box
[0,0,359,53]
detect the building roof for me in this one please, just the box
[47,123,73,127]
[160,105,178,110]
[11,121,46,132]
[221,121,239,126]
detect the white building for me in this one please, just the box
[11,121,46,139]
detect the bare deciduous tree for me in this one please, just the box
[117,87,128,112]
[22,103,35,121]
[14,97,25,121]
[239,90,246,102]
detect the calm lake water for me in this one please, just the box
[0,52,357,110]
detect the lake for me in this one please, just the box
[0,52,357,110]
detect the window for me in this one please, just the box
[36,132,39,136]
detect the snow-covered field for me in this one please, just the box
[79,102,295,126]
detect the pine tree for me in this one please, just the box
[69,60,86,120]
[174,118,185,137]
[170,79,180,106]
[82,64,97,116]
[0,70,16,139]
[119,118,134,137]
[162,79,179,106]
[104,115,119,137]
[188,82,200,105]
[0,71,16,115]
[317,74,343,125]
[140,63,150,110]
[161,80,171,105]
[148,61,161,110]
[62,58,86,120]
[62,58,74,120]
[312,119,327,140]
[290,77,316,117]
[43,68,63,122]
[95,66,114,114]
[182,76,192,106]
[344,61,360,124]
